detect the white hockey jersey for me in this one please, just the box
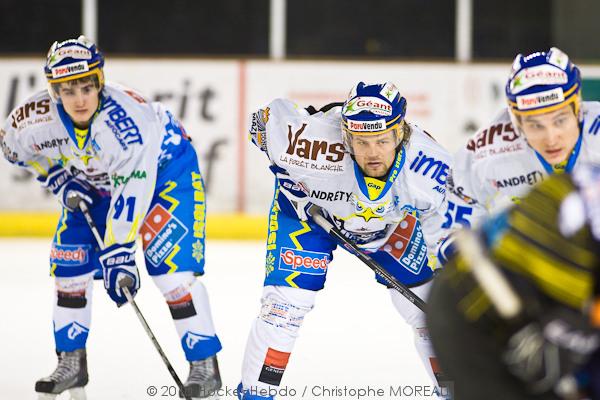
[446,101,600,229]
[0,82,184,246]
[250,98,451,263]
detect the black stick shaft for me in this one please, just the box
[308,206,427,313]
[122,287,189,398]
[78,201,191,400]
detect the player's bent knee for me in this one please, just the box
[152,271,196,294]
[55,273,93,309]
[259,285,316,334]
[389,283,431,328]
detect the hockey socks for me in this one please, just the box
[240,285,316,395]
[152,272,222,361]
[53,274,94,352]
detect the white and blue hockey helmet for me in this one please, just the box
[341,82,407,153]
[44,35,105,102]
[506,47,582,120]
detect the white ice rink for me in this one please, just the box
[0,239,435,400]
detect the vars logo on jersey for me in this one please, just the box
[279,123,346,173]
[10,99,52,129]
[285,123,345,162]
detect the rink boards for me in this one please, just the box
[1,59,599,237]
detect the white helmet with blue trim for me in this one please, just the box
[44,35,105,102]
[506,47,582,120]
[341,81,408,154]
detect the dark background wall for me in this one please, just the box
[553,0,600,61]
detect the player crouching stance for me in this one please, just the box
[0,36,222,399]
[428,166,600,400]
[237,82,451,399]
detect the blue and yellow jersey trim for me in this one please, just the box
[56,96,103,151]
[354,146,405,201]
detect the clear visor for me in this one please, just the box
[342,126,403,156]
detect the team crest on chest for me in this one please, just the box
[340,194,395,223]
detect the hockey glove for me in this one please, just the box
[270,165,312,220]
[38,165,100,212]
[436,234,457,267]
[502,306,600,395]
[98,241,140,306]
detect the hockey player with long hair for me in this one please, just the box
[0,36,222,399]
[238,82,451,399]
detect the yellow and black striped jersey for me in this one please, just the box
[490,173,598,310]
[443,170,600,327]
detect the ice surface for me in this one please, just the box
[0,239,433,399]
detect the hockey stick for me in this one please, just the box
[74,200,192,400]
[306,204,427,313]
[453,229,522,320]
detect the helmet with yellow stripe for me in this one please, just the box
[341,82,407,154]
[506,47,581,120]
[44,35,105,102]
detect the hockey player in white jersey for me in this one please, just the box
[0,36,222,399]
[237,82,451,399]
[444,47,600,230]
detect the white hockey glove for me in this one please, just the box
[271,166,312,220]
[436,232,459,268]
[98,242,140,306]
[38,165,100,212]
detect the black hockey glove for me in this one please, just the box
[503,306,600,395]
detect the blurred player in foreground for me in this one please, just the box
[0,36,221,399]
[429,165,600,400]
